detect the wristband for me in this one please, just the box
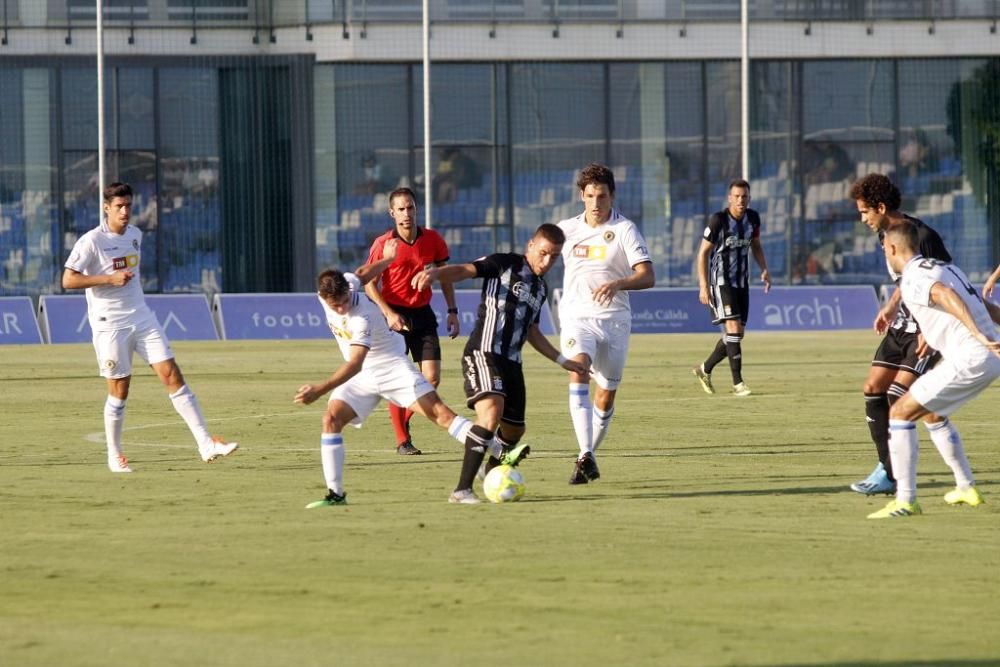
[447,308,459,314]
[556,354,568,366]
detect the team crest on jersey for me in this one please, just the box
[566,338,576,348]
[492,377,504,391]
[573,245,606,260]
[330,317,352,339]
[132,239,139,251]
[104,359,117,370]
[603,230,615,243]
[724,305,732,316]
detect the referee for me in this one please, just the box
[365,187,460,455]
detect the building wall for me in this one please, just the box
[1,17,998,295]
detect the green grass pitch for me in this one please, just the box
[1,332,998,666]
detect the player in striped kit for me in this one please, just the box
[693,179,771,397]
[412,224,588,503]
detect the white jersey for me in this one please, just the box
[557,209,651,321]
[318,273,407,371]
[899,256,998,362]
[64,222,155,332]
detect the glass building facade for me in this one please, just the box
[1,56,998,296]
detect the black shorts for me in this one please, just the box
[392,304,441,363]
[872,327,939,375]
[461,350,526,426]
[709,285,749,326]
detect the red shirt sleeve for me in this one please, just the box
[366,234,386,265]
[430,230,450,264]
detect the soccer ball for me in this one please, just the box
[482,464,526,503]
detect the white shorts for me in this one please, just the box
[908,351,1000,417]
[92,319,174,379]
[330,363,435,426]
[559,316,632,390]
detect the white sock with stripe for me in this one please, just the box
[320,433,345,495]
[448,415,502,458]
[925,419,974,490]
[104,395,127,458]
[569,383,593,456]
[888,419,918,504]
[168,384,213,450]
[591,406,614,452]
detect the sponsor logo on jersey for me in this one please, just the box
[573,245,606,260]
[510,281,545,310]
[112,254,139,270]
[723,236,752,249]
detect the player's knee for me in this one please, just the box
[862,378,886,395]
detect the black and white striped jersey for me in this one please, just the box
[704,208,762,289]
[463,253,549,364]
[879,216,951,334]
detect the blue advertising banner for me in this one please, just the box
[626,289,718,334]
[750,286,879,330]
[40,294,218,343]
[0,297,43,344]
[214,293,327,340]
[214,290,557,341]
[595,286,880,334]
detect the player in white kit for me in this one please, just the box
[294,239,507,506]
[557,163,654,484]
[868,222,1000,518]
[62,182,238,473]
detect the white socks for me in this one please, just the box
[592,406,614,452]
[925,419,974,489]
[320,433,345,495]
[168,384,213,450]
[569,383,593,456]
[888,419,918,503]
[104,395,127,457]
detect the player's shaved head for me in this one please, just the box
[884,220,919,254]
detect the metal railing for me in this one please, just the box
[13,0,1000,29]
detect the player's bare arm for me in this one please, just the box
[875,286,902,334]
[983,263,1000,298]
[410,263,477,292]
[696,239,714,305]
[62,267,134,289]
[592,261,654,307]
[294,345,368,405]
[928,282,1000,355]
[750,238,772,293]
[526,324,589,374]
[436,260,461,339]
[354,238,398,287]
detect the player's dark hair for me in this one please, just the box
[388,187,417,209]
[317,269,350,302]
[849,173,901,211]
[533,223,565,246]
[576,163,616,195]
[884,220,919,253]
[103,182,133,202]
[728,179,750,192]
